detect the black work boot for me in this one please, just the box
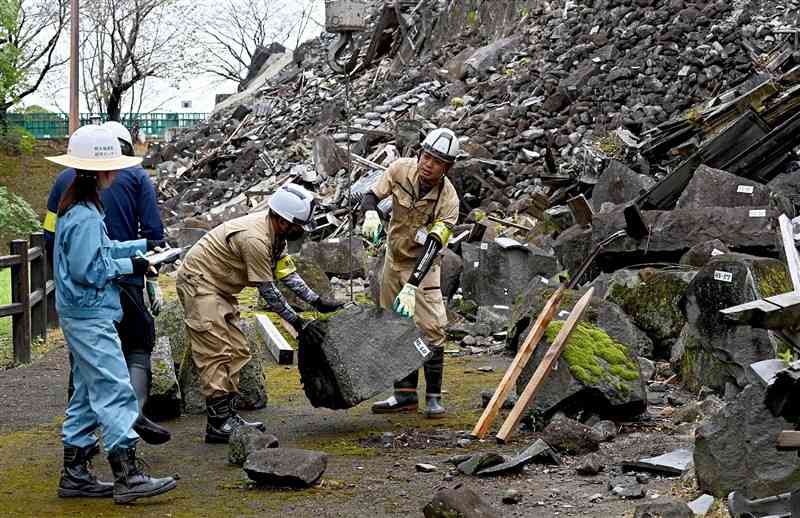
[424,348,446,418]
[205,394,265,443]
[58,444,114,498]
[372,371,419,414]
[129,359,171,445]
[107,446,177,504]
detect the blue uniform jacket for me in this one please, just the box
[54,203,146,321]
[43,166,163,287]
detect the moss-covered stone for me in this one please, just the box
[752,259,794,298]
[606,269,692,358]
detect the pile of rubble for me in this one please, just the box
[149,0,800,514]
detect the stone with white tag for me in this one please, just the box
[711,249,725,257]
[414,337,431,359]
[480,243,489,250]
[749,209,766,218]
[737,185,754,194]
[713,270,733,283]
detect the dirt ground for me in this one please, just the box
[0,332,700,518]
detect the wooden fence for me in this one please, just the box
[0,232,56,365]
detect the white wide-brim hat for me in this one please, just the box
[46,125,143,172]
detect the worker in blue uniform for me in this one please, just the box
[43,121,169,445]
[47,125,177,504]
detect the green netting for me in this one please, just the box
[6,112,208,140]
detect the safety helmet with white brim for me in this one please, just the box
[45,125,142,172]
[268,183,318,231]
[421,127,460,164]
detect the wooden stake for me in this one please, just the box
[778,214,800,291]
[777,430,800,451]
[471,286,565,439]
[496,287,595,443]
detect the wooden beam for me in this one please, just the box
[255,314,295,365]
[777,430,800,451]
[471,286,565,439]
[779,214,800,291]
[496,287,595,443]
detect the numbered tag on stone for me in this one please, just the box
[414,337,431,359]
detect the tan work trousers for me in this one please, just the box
[176,271,251,399]
[379,258,447,348]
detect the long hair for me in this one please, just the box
[57,170,103,216]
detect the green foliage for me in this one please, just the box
[466,9,478,26]
[0,185,40,238]
[0,0,23,107]
[0,126,34,155]
[779,348,797,367]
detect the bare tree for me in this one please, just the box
[195,0,320,87]
[0,0,68,125]
[80,0,200,121]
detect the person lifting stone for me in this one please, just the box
[176,183,343,443]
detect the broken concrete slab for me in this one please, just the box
[146,336,181,420]
[591,160,655,211]
[298,305,426,409]
[688,494,715,517]
[243,448,327,487]
[695,381,800,498]
[633,497,693,517]
[622,448,694,477]
[300,237,366,279]
[461,241,559,307]
[423,486,500,518]
[476,439,560,477]
[541,415,602,455]
[228,426,279,466]
[457,452,505,475]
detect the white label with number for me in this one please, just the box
[541,277,550,284]
[473,261,479,268]
[328,238,340,244]
[749,209,766,217]
[711,248,725,256]
[558,310,570,318]
[737,185,754,194]
[493,305,510,310]
[414,338,431,358]
[714,270,733,282]
[480,243,489,250]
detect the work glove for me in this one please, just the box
[313,297,344,313]
[131,256,150,276]
[146,278,163,316]
[361,210,382,244]
[295,318,326,344]
[146,239,166,252]
[392,283,417,319]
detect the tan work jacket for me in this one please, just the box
[180,210,289,295]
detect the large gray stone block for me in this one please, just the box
[695,382,800,498]
[243,448,327,487]
[300,237,366,279]
[298,305,427,409]
[423,486,500,518]
[591,160,654,211]
[676,164,792,214]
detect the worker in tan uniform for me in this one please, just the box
[177,183,343,443]
[360,128,460,418]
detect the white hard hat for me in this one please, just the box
[45,125,142,171]
[422,127,460,163]
[101,120,133,147]
[269,183,317,229]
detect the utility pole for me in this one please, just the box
[68,0,79,135]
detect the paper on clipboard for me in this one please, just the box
[145,247,183,266]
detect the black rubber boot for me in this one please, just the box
[228,393,266,432]
[423,348,446,418]
[205,395,236,444]
[108,446,177,504]
[58,444,114,498]
[128,356,171,445]
[372,370,419,414]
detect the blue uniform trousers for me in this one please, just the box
[60,316,140,453]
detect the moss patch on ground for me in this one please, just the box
[547,321,639,392]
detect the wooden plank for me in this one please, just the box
[779,214,800,291]
[255,314,295,365]
[0,254,22,268]
[471,286,566,439]
[0,303,23,318]
[10,240,30,364]
[567,194,594,226]
[29,233,46,342]
[496,287,595,443]
[777,430,800,451]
